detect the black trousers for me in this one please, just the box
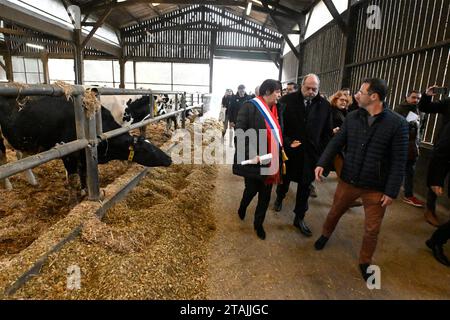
[239,177,273,228]
[427,187,438,212]
[276,179,311,220]
[431,220,450,246]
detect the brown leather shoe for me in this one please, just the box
[424,209,440,227]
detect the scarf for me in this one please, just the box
[249,96,288,185]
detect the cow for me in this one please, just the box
[153,94,179,135]
[100,94,152,137]
[0,95,172,196]
[0,127,38,190]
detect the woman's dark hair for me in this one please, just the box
[362,78,388,101]
[259,79,282,96]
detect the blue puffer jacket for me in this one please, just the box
[317,104,409,198]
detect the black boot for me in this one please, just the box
[426,239,450,266]
[314,235,329,250]
[273,198,283,212]
[255,225,266,240]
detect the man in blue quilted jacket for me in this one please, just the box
[313,78,409,281]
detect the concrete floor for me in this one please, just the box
[206,141,450,299]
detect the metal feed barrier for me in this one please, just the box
[0,83,205,201]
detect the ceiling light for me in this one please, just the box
[152,2,160,5]
[26,43,45,50]
[117,0,127,3]
[246,1,252,15]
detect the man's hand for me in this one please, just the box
[426,85,438,96]
[380,194,393,207]
[431,186,444,196]
[333,127,340,135]
[290,140,302,148]
[315,167,325,182]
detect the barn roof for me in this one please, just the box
[68,0,318,33]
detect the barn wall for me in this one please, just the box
[281,49,298,84]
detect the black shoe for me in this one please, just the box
[359,263,371,282]
[238,208,246,221]
[255,225,266,240]
[426,239,450,266]
[273,198,282,212]
[314,235,329,250]
[294,218,312,237]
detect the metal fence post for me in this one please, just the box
[181,93,187,129]
[75,93,100,201]
[149,93,154,118]
[95,103,103,136]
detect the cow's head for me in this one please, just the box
[125,95,151,123]
[99,134,171,167]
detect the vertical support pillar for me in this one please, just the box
[119,58,126,89]
[181,93,186,129]
[133,60,137,89]
[74,94,100,201]
[4,52,13,82]
[41,52,50,84]
[339,0,357,89]
[278,56,283,82]
[74,29,84,85]
[209,31,216,94]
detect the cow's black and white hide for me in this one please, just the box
[0,96,172,196]
[0,124,38,190]
[154,95,179,135]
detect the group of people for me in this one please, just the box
[223,74,450,281]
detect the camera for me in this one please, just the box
[431,87,449,95]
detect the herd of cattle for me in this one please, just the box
[0,93,188,193]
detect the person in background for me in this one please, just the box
[314,78,408,281]
[425,121,450,267]
[395,90,425,208]
[286,82,299,95]
[221,89,233,137]
[233,79,283,240]
[419,85,450,227]
[342,87,360,112]
[229,85,252,129]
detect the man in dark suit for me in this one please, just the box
[273,74,333,237]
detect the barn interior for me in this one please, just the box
[0,0,449,300]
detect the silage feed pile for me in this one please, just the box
[0,118,220,299]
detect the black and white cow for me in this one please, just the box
[153,94,179,134]
[0,127,38,190]
[0,95,172,193]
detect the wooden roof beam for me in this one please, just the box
[322,0,348,33]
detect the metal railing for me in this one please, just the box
[0,83,205,201]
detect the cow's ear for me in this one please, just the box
[126,99,132,106]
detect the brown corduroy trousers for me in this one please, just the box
[322,180,387,264]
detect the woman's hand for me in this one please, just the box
[333,127,340,135]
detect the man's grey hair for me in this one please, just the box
[302,74,321,86]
